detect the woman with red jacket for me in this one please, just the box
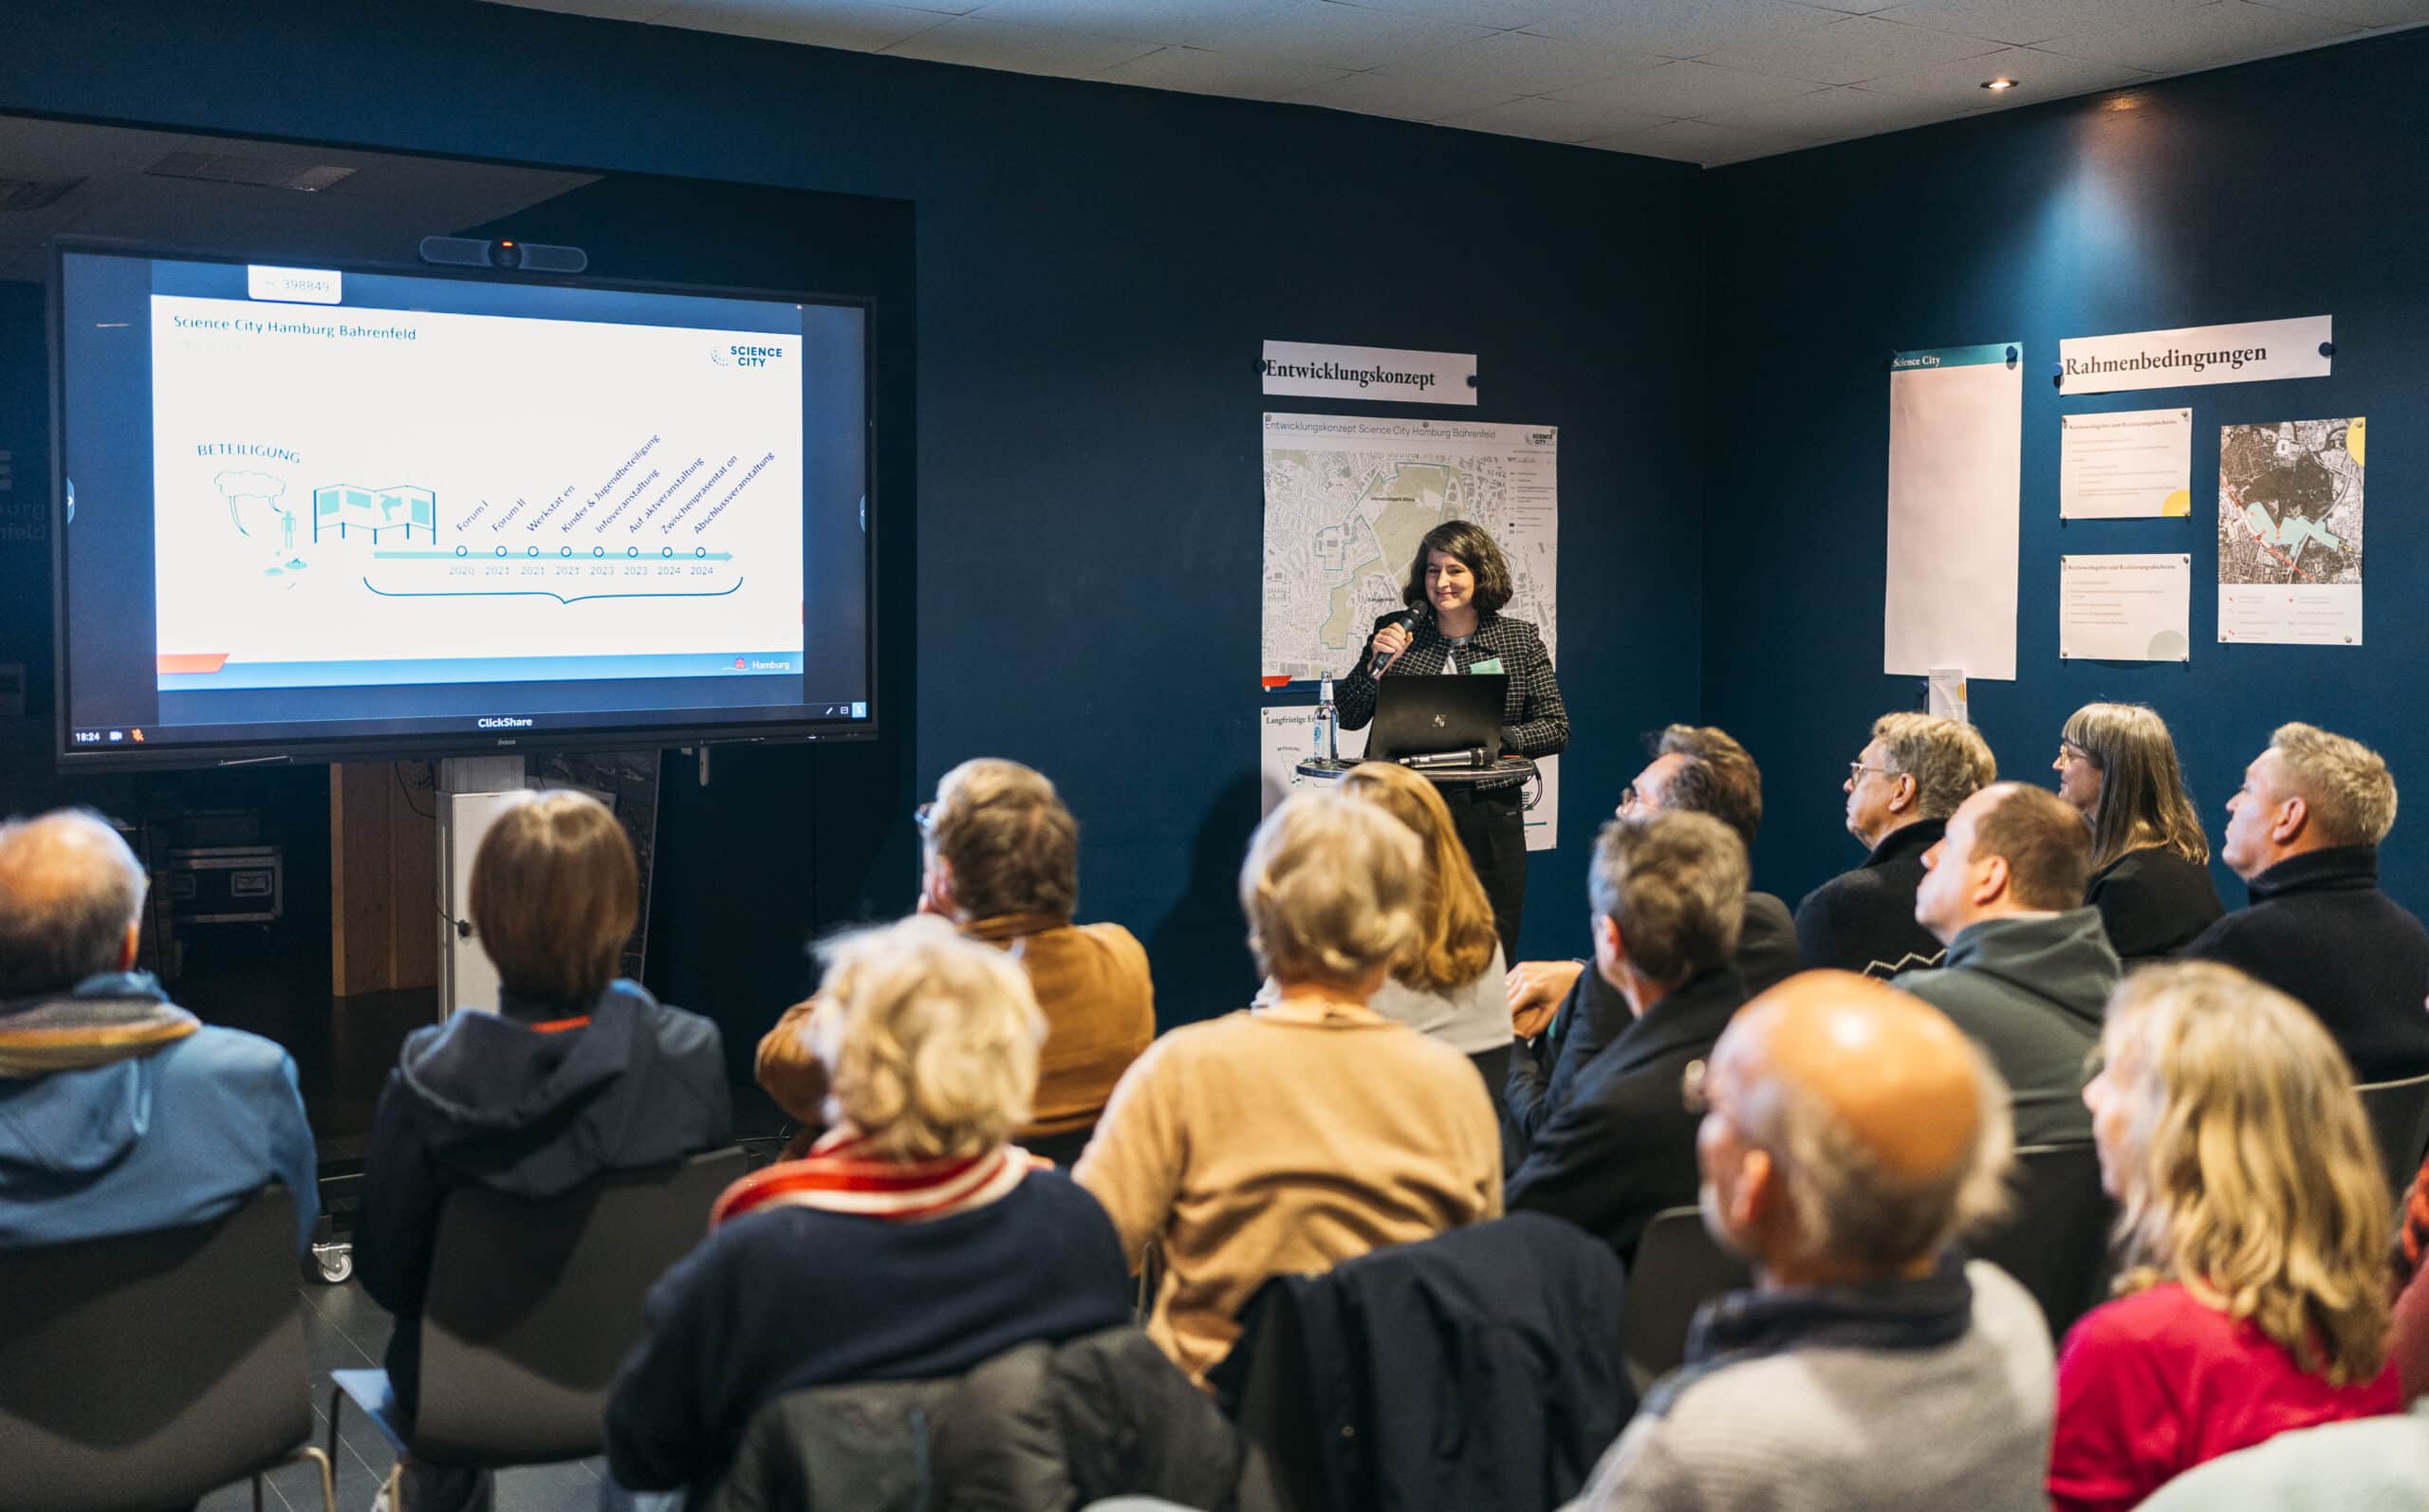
[2049,962,2401,1511]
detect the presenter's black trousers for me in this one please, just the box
[1443,784,1527,963]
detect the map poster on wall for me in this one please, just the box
[1261,413,1557,683]
[2218,418,2364,647]
[1258,704,1561,853]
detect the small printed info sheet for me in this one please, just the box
[2059,409,2192,519]
[2060,555,2192,662]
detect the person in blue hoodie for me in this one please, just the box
[0,808,317,1254]
[356,790,730,1512]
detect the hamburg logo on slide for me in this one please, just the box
[710,347,731,366]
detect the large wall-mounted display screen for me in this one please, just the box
[52,245,874,767]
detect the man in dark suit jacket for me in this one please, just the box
[2184,723,2429,1081]
[1505,725,1795,1150]
[1508,810,1752,1261]
[1797,711,1996,978]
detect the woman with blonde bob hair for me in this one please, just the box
[2049,961,2400,1512]
[2051,702,2223,962]
[1076,792,1503,1384]
[1260,762,1511,1087]
[605,915,1134,1495]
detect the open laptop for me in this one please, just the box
[1365,673,1507,763]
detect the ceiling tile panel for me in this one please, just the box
[1517,0,1846,58]
[1279,70,1524,120]
[1090,44,1353,95]
[1430,94,1677,141]
[1177,1,1497,67]
[1698,13,2007,83]
[2253,0,2429,24]
[1871,0,2207,46]
[1550,58,1826,114]
[2035,0,2361,72]
[970,0,1264,40]
[1316,0,1574,26]
[1694,83,1957,136]
[881,15,1163,70]
[482,0,2429,166]
[1375,29,1669,94]
[1863,44,2151,104]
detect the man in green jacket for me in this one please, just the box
[1897,783,2119,1146]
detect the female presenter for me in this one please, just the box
[1336,520,1567,959]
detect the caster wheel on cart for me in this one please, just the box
[306,1242,353,1284]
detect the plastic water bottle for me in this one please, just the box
[1313,678,1339,765]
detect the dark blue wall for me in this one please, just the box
[1701,29,2429,917]
[0,0,1708,1027]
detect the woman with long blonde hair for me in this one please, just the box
[2049,962,2400,1512]
[2051,702,2223,962]
[1265,762,1514,1087]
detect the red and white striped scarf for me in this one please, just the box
[711,1128,1042,1229]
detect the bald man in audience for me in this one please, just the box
[1567,972,2051,1512]
[0,809,317,1250]
[1899,783,2117,1146]
[2183,722,2429,1080]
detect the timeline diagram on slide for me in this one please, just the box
[149,295,807,689]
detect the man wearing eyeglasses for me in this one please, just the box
[1505,810,1752,1263]
[756,758,1154,1165]
[1794,712,1996,979]
[1503,726,1799,1155]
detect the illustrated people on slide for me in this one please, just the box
[1334,520,1567,959]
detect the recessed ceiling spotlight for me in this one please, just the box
[1981,77,2020,91]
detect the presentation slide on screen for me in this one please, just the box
[147,293,807,692]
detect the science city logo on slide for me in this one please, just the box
[711,342,787,369]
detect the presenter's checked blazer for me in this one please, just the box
[1336,609,1567,792]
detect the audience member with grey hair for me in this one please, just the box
[0,808,316,1251]
[1506,810,1754,1260]
[1897,783,2118,1145]
[1567,970,2049,1512]
[1502,725,1801,1154]
[1076,791,1502,1384]
[1798,712,1997,979]
[2183,722,2429,1079]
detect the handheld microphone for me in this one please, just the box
[1374,607,1426,676]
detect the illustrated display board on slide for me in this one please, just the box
[2059,410,2193,519]
[2060,555,2192,662]
[1884,345,2021,681]
[2217,418,2364,646]
[53,249,874,764]
[1260,413,1560,851]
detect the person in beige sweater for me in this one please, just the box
[758,759,1154,1162]
[1074,791,1504,1385]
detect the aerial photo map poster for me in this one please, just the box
[2217,417,2364,647]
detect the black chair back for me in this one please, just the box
[2358,1072,2429,1206]
[412,1146,746,1465]
[1619,1207,1750,1396]
[0,1188,313,1512]
[1974,1142,2116,1342]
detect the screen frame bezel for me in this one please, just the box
[47,235,881,771]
